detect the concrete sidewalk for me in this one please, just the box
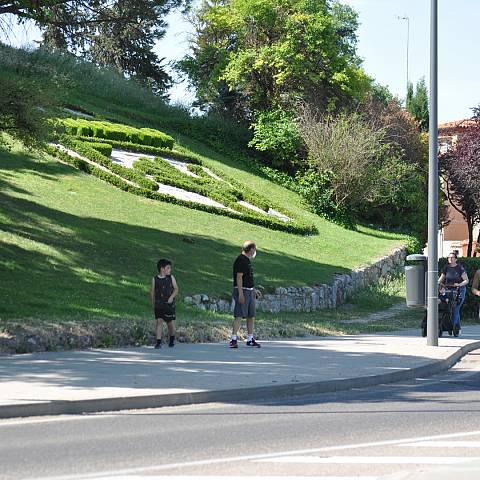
[1,327,480,418]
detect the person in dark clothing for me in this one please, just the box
[150,259,178,348]
[229,240,261,348]
[438,252,469,334]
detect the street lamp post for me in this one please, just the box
[427,0,438,346]
[397,15,410,96]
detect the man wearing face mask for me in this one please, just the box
[229,240,261,348]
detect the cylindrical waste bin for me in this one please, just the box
[405,254,427,308]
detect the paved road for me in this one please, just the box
[1,352,480,480]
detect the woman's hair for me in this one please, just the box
[448,252,458,259]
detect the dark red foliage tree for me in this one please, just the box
[439,118,480,257]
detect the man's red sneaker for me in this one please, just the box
[246,339,261,348]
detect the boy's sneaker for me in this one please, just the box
[246,338,261,348]
[154,340,162,349]
[168,336,175,348]
[229,338,238,349]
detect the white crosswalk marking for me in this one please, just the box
[256,455,479,465]
[101,477,380,480]
[401,441,480,448]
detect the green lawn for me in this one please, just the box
[0,140,407,322]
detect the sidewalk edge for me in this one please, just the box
[2,340,480,419]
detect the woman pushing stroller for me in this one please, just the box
[438,252,469,336]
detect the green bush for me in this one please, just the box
[249,108,303,170]
[88,142,113,157]
[439,257,480,314]
[57,118,175,149]
[295,169,352,227]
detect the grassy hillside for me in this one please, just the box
[0,46,410,326]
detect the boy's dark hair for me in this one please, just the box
[157,258,172,272]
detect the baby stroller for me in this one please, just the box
[421,286,461,337]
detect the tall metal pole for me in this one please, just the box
[427,0,439,346]
[406,16,410,91]
[397,16,410,97]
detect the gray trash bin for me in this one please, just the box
[405,254,427,308]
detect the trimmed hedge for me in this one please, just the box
[439,257,480,314]
[58,118,174,149]
[88,141,113,157]
[76,136,203,164]
[58,136,158,192]
[48,145,317,235]
[132,157,239,206]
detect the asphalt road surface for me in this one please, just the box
[1,352,480,480]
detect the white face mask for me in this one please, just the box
[251,250,257,259]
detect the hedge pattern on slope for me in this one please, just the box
[58,136,158,191]
[47,145,317,235]
[58,118,174,149]
[75,136,283,214]
[133,157,239,207]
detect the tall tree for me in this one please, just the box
[1,1,190,96]
[440,121,480,257]
[178,0,370,120]
[87,1,178,96]
[406,77,429,132]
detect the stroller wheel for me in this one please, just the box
[448,330,453,336]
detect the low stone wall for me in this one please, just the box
[184,246,407,314]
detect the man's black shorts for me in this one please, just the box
[154,302,176,322]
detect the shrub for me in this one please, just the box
[249,108,303,170]
[57,118,174,149]
[88,142,113,157]
[295,169,352,227]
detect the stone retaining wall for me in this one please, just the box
[184,246,406,314]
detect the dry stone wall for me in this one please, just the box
[184,246,407,314]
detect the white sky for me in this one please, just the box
[2,1,479,122]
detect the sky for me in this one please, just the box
[2,0,479,122]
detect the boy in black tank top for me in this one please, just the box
[150,259,179,348]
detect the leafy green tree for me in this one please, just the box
[406,77,429,132]
[178,0,371,120]
[248,108,303,169]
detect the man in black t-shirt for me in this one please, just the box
[229,240,261,348]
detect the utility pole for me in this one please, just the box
[427,0,438,346]
[397,15,410,97]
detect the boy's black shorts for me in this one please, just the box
[154,303,176,322]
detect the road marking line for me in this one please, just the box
[255,455,477,465]
[29,429,480,480]
[0,414,117,427]
[100,477,379,480]
[400,441,480,448]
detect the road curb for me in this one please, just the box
[2,340,480,419]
